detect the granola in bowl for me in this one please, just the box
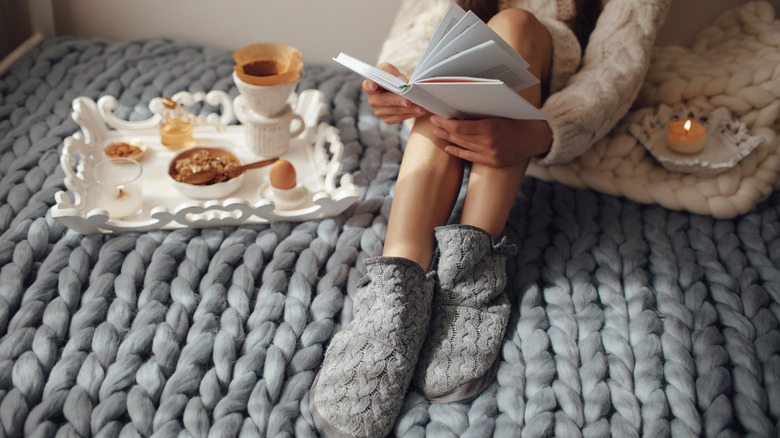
[168,147,245,199]
[171,148,242,184]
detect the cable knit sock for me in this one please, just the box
[414,224,517,403]
[309,256,435,438]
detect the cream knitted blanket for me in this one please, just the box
[528,1,780,218]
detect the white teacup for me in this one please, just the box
[235,97,304,156]
[233,71,300,117]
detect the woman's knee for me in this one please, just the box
[488,8,551,54]
[487,8,552,83]
[487,8,546,38]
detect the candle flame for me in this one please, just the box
[116,184,126,199]
[684,119,691,133]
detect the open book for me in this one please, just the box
[334,2,546,120]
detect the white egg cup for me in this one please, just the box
[260,182,308,210]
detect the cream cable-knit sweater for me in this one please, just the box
[377,0,670,166]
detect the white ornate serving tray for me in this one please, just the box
[630,104,763,176]
[51,90,360,234]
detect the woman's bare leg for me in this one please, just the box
[460,8,553,238]
[382,118,465,271]
[383,8,553,268]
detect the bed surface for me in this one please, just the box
[1,34,779,437]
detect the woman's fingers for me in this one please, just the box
[377,62,405,79]
[441,143,485,163]
[362,63,406,96]
[430,116,487,150]
[429,114,553,167]
[364,84,426,123]
[362,63,428,123]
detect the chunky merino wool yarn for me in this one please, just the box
[1,3,780,433]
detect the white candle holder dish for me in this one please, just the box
[629,104,764,176]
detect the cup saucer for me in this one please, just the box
[234,95,294,124]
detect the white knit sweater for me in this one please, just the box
[377,0,670,166]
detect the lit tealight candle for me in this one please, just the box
[666,119,707,154]
[103,183,143,218]
[94,158,144,219]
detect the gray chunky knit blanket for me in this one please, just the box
[1,37,779,437]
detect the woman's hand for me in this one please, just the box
[363,63,427,125]
[429,114,553,168]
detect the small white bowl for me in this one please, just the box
[104,138,147,161]
[168,147,246,200]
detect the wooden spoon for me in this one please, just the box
[181,157,279,185]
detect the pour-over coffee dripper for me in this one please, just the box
[233,43,303,117]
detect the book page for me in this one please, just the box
[399,85,462,119]
[415,77,502,84]
[414,41,538,91]
[414,2,467,76]
[333,53,406,92]
[413,9,480,79]
[415,81,546,120]
[427,12,530,73]
[465,16,531,69]
[333,52,462,118]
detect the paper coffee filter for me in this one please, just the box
[233,43,303,86]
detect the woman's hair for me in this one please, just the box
[456,0,500,23]
[456,0,602,50]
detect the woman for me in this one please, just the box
[310,1,670,437]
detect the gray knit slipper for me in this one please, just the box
[309,256,434,438]
[414,225,516,403]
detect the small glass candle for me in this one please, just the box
[94,158,144,219]
[667,119,707,154]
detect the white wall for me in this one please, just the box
[52,0,780,67]
[53,0,402,66]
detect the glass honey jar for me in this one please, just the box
[160,98,195,151]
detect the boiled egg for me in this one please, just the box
[269,159,296,190]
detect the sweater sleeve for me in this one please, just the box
[537,0,670,165]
